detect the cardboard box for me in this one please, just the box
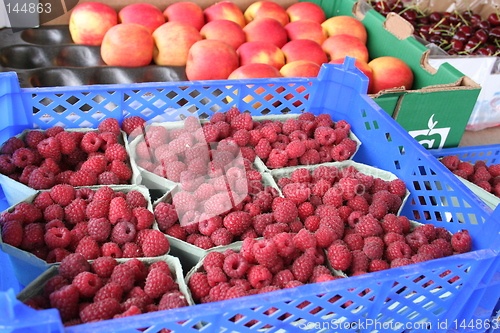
[8,0,481,149]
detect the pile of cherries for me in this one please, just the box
[368,0,500,56]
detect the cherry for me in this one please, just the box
[458,25,474,38]
[451,39,464,51]
[428,35,443,45]
[489,27,500,43]
[478,20,491,30]
[418,16,430,25]
[374,1,391,16]
[401,9,417,22]
[390,1,404,12]
[429,12,442,23]
[470,14,482,27]
[452,31,467,42]
[486,44,498,54]
[475,29,489,43]
[488,13,500,26]
[449,13,461,24]
[474,47,491,55]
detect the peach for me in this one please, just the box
[204,1,246,28]
[186,40,239,81]
[243,18,288,48]
[284,20,327,45]
[368,56,414,94]
[164,2,205,31]
[69,2,117,45]
[101,23,154,67]
[152,22,202,66]
[280,60,321,77]
[200,19,246,50]
[286,2,326,24]
[322,16,367,44]
[330,58,373,92]
[322,34,369,63]
[244,1,289,26]
[228,63,282,80]
[118,3,165,34]
[281,39,328,66]
[237,41,285,70]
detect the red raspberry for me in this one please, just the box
[193,235,215,249]
[110,221,136,245]
[384,232,405,246]
[414,224,436,242]
[105,143,128,162]
[389,179,407,197]
[25,130,46,149]
[411,253,433,264]
[1,220,23,247]
[354,214,383,237]
[291,250,316,282]
[75,236,101,260]
[80,298,122,323]
[293,228,317,252]
[158,290,188,310]
[299,148,320,165]
[331,140,356,162]
[132,207,154,230]
[80,155,107,174]
[272,198,298,224]
[109,263,135,293]
[435,227,452,242]
[349,249,369,274]
[322,186,343,207]
[405,231,428,252]
[390,257,413,268]
[252,238,279,268]
[101,242,123,258]
[198,215,222,236]
[202,251,224,273]
[488,164,500,177]
[43,204,64,222]
[347,195,369,214]
[222,211,252,236]
[43,275,69,298]
[85,199,109,220]
[99,132,119,151]
[28,167,55,189]
[49,184,76,207]
[121,242,142,258]
[247,265,272,289]
[314,127,336,146]
[44,126,64,138]
[2,137,25,157]
[206,266,227,287]
[80,131,103,153]
[144,267,174,299]
[231,113,253,131]
[69,169,98,187]
[93,282,123,303]
[11,147,35,168]
[122,116,146,137]
[39,158,60,176]
[211,227,234,246]
[440,155,460,171]
[362,240,384,260]
[91,256,117,278]
[49,284,80,321]
[341,233,363,252]
[14,202,42,224]
[59,253,90,280]
[64,198,87,225]
[108,160,132,181]
[471,166,492,183]
[385,241,412,262]
[108,196,132,225]
[223,252,250,278]
[46,247,71,263]
[0,154,16,175]
[98,118,121,135]
[418,243,444,259]
[327,242,352,271]
[53,130,77,155]
[44,226,71,249]
[282,182,311,205]
[254,138,271,160]
[369,259,390,272]
[154,202,178,232]
[54,170,73,185]
[72,271,102,298]
[451,229,472,253]
[142,229,170,257]
[272,269,294,288]
[266,149,288,169]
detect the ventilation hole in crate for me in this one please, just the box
[166,91,178,100]
[261,109,271,115]
[39,97,53,106]
[364,122,371,130]
[153,99,166,109]
[385,133,392,142]
[210,105,221,113]
[413,181,421,191]
[433,181,443,191]
[189,90,201,98]
[40,114,53,123]
[65,96,79,105]
[423,181,432,190]
[429,196,438,206]
[188,105,199,114]
[394,160,401,170]
[78,103,92,112]
[53,105,66,113]
[418,196,426,205]
[103,102,117,111]
[140,109,153,118]
[399,146,405,155]
[79,120,93,128]
[264,93,274,101]
[91,94,104,104]
[252,102,262,109]
[65,113,80,123]
[228,313,245,323]
[439,196,448,207]
[199,112,209,119]
[468,213,479,225]
[176,98,188,107]
[372,121,379,129]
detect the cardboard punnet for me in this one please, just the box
[24,0,481,148]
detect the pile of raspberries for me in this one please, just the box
[440,155,500,198]
[23,254,188,325]
[133,108,358,181]
[0,185,169,261]
[0,118,134,189]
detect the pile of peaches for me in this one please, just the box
[69,1,413,94]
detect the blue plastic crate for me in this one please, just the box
[430,144,500,167]
[1,58,500,333]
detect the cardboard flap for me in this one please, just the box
[352,0,371,20]
[419,75,481,91]
[383,12,414,40]
[420,50,438,75]
[371,86,407,98]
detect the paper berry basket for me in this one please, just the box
[1,58,500,333]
